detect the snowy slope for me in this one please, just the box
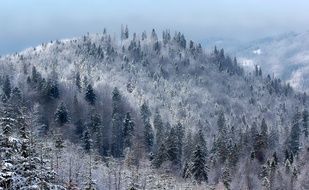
[235,31,309,92]
[0,31,305,138]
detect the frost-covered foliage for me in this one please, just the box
[0,27,308,189]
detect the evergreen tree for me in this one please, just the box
[0,103,16,189]
[10,87,22,107]
[151,29,158,41]
[190,144,208,184]
[2,75,11,99]
[153,109,164,148]
[190,129,208,184]
[221,165,232,190]
[290,110,301,154]
[43,79,60,101]
[140,102,154,152]
[83,129,92,153]
[215,111,228,162]
[85,84,96,105]
[175,122,185,155]
[303,109,308,138]
[183,130,194,163]
[55,102,69,126]
[111,87,124,157]
[88,113,103,153]
[166,127,180,164]
[268,126,279,149]
[75,72,82,92]
[152,142,168,168]
[123,112,134,149]
[261,118,268,148]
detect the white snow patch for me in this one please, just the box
[253,48,262,55]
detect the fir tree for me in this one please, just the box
[261,118,268,148]
[190,144,208,184]
[140,102,154,152]
[75,72,82,92]
[302,109,308,138]
[43,79,60,101]
[85,84,96,106]
[123,112,134,149]
[152,142,168,168]
[83,129,92,153]
[183,130,194,163]
[190,129,208,184]
[0,103,16,189]
[221,165,232,190]
[290,110,301,154]
[55,102,69,126]
[215,111,228,162]
[111,87,124,157]
[2,75,11,99]
[166,127,180,164]
[153,109,164,148]
[88,113,103,153]
[10,87,22,107]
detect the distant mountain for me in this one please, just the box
[235,31,309,93]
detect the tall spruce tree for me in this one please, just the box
[215,111,228,162]
[123,112,134,149]
[111,87,124,157]
[303,109,308,138]
[190,129,208,184]
[140,102,154,152]
[0,103,16,189]
[153,109,164,148]
[55,102,69,126]
[2,75,11,100]
[166,127,180,164]
[190,144,208,184]
[290,110,301,154]
[85,84,96,106]
[75,72,82,92]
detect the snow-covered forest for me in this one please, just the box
[0,26,308,189]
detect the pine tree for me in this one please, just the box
[261,118,268,148]
[123,112,134,149]
[151,29,158,41]
[0,103,16,189]
[111,87,124,157]
[152,142,168,168]
[183,130,194,163]
[83,129,92,153]
[215,111,228,162]
[43,79,60,101]
[75,72,82,92]
[221,165,232,190]
[153,109,164,148]
[166,127,179,164]
[10,87,22,107]
[175,122,184,160]
[290,110,301,154]
[303,109,308,138]
[87,113,103,153]
[190,129,208,184]
[55,102,69,126]
[190,144,208,184]
[2,75,11,99]
[85,84,96,105]
[140,102,154,152]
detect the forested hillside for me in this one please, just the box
[0,27,308,189]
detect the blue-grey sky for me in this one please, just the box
[1,0,309,55]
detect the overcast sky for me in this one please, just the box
[1,0,309,55]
